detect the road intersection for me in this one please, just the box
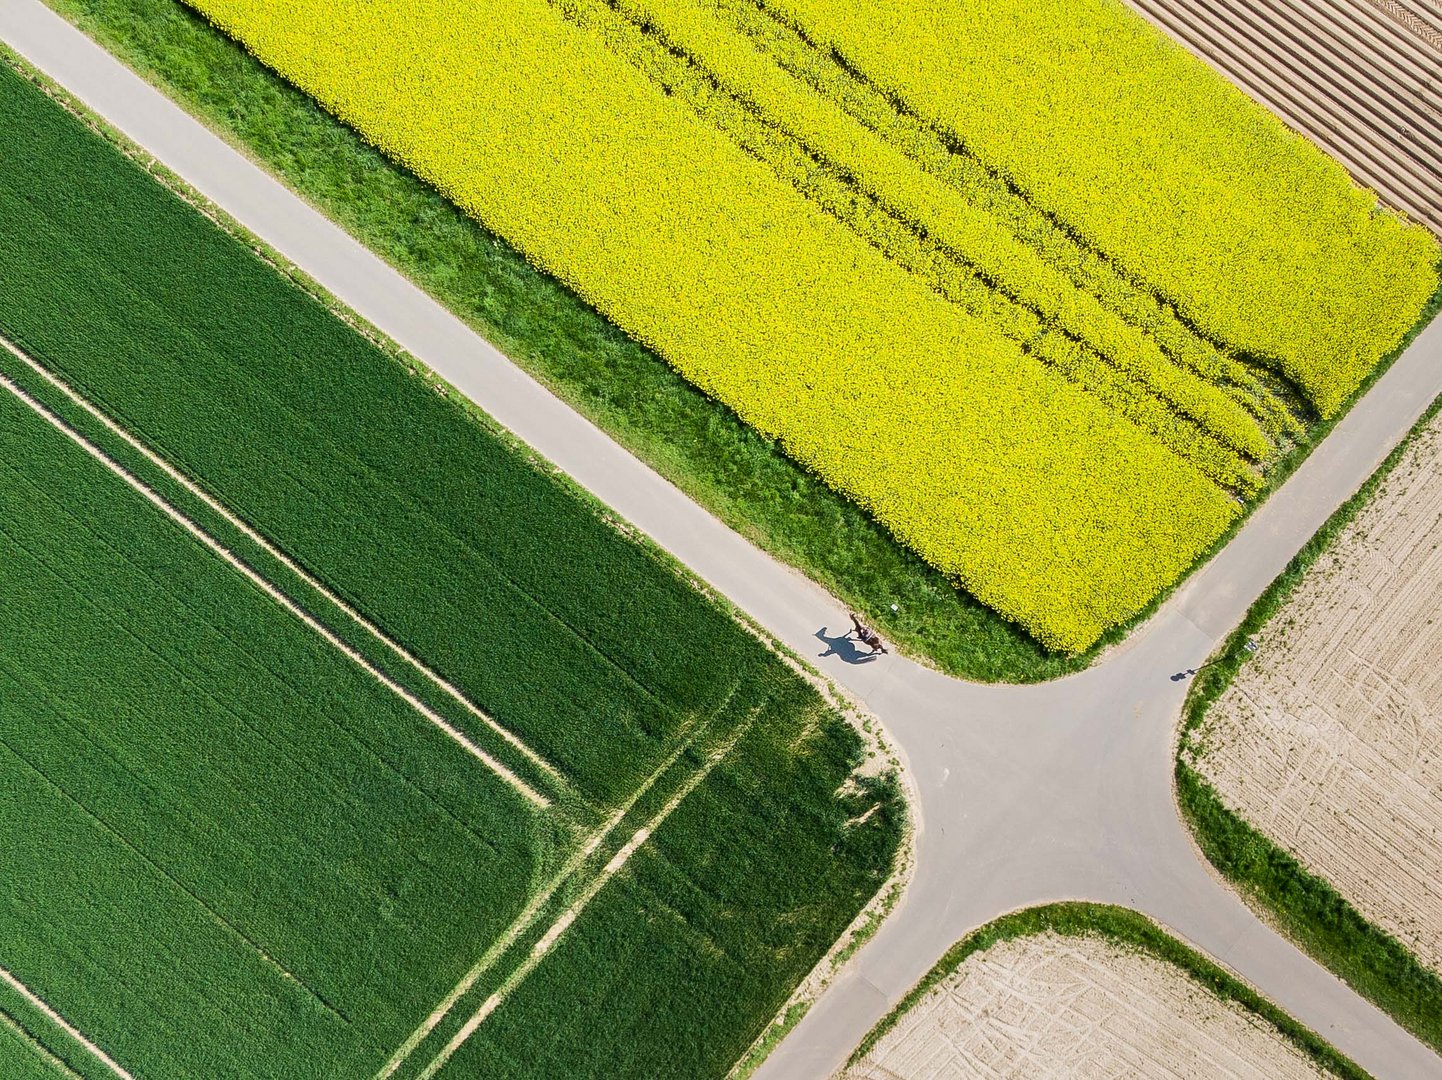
[3,1,1440,1074]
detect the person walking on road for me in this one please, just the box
[848,611,888,655]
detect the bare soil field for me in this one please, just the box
[1187,414,1442,973]
[841,932,1333,1079]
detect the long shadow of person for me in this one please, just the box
[815,627,880,664]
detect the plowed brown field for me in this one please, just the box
[841,933,1333,1079]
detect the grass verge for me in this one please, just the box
[41,0,1439,681]
[847,901,1368,1079]
[1176,384,1442,1055]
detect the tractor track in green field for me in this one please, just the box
[392,712,754,1080]
[0,351,556,809]
[0,334,574,793]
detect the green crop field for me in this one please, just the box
[0,58,900,1080]
[0,1002,87,1080]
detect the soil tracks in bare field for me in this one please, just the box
[1188,412,1442,974]
[842,931,1335,1079]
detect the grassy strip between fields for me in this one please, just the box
[1177,386,1442,1056]
[43,0,1439,680]
[846,902,1369,1079]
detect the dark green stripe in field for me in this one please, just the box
[0,1006,85,1080]
[0,59,901,1080]
[0,393,543,1079]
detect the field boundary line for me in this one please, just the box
[0,965,133,1080]
[412,719,753,1080]
[376,715,715,1079]
[0,367,550,807]
[0,335,566,791]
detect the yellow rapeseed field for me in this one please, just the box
[766,0,1440,416]
[185,0,1434,651]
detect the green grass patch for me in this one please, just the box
[1177,388,1442,1055]
[0,55,902,1079]
[848,902,1367,1079]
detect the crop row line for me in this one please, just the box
[726,0,1296,420]
[411,716,752,1080]
[0,964,132,1080]
[653,0,1297,442]
[377,711,716,1078]
[0,358,553,808]
[1,335,570,797]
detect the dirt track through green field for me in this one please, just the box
[0,350,554,807]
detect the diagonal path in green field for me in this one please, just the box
[0,966,133,1080]
[0,332,574,800]
[0,343,597,822]
[0,361,555,808]
[0,380,556,1079]
[410,713,754,1080]
[376,707,731,1079]
[0,333,595,806]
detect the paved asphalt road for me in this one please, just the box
[4,2,1442,1075]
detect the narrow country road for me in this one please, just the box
[3,1,1441,1075]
